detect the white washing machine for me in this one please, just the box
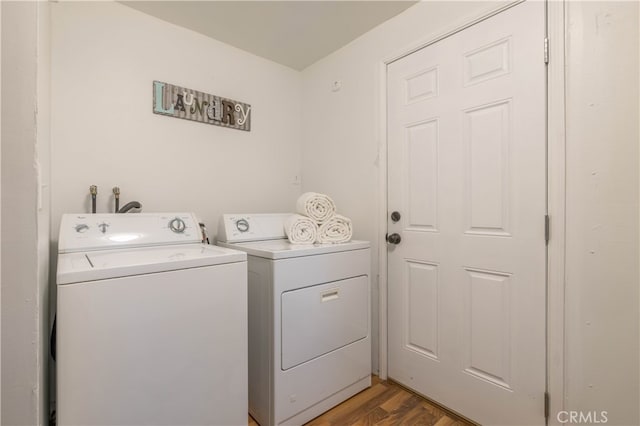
[217,213,371,426]
[56,213,248,426]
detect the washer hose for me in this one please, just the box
[118,201,142,213]
[50,315,56,361]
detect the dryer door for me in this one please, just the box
[281,275,368,370]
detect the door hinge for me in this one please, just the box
[544,391,550,420]
[545,215,550,245]
[544,37,549,64]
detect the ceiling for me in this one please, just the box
[121,1,418,70]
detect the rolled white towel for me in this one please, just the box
[317,214,352,244]
[296,192,336,224]
[284,214,318,245]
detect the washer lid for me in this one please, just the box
[57,244,246,285]
[217,239,370,260]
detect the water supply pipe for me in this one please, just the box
[113,186,120,213]
[89,185,97,214]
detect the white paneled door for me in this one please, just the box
[387,2,546,424]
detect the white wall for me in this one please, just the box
[1,2,50,424]
[51,2,302,240]
[0,0,3,417]
[565,2,639,425]
[301,1,506,373]
[37,1,52,422]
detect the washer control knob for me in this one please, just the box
[236,219,250,233]
[75,224,89,233]
[169,218,186,233]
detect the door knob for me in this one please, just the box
[390,211,401,222]
[386,233,402,245]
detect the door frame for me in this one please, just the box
[377,1,566,422]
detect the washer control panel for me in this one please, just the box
[217,213,289,243]
[59,213,201,253]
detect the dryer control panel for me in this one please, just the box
[217,213,289,243]
[59,213,201,253]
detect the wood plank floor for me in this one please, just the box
[248,376,472,426]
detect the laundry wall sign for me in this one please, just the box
[153,81,251,131]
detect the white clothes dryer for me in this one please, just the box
[56,213,248,426]
[217,213,371,426]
